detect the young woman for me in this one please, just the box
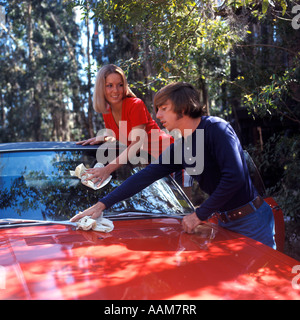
[77,64,185,187]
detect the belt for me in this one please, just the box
[215,196,264,223]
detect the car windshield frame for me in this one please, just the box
[0,146,194,225]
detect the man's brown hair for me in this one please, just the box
[154,82,205,118]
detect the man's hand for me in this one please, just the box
[70,202,106,222]
[182,212,202,233]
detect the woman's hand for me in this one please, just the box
[70,202,106,222]
[85,165,112,187]
[76,136,101,146]
[76,136,116,146]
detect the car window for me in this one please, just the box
[0,150,194,221]
[243,150,266,196]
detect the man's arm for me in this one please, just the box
[100,161,181,209]
[70,163,175,222]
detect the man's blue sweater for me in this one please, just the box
[100,116,257,221]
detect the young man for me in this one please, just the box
[71,82,276,249]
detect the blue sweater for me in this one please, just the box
[100,116,257,221]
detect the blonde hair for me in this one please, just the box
[93,64,136,113]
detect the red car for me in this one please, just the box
[0,142,299,300]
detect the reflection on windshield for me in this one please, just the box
[0,150,193,221]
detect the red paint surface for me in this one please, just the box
[0,218,299,300]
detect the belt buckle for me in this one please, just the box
[215,211,230,223]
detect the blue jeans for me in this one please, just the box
[218,201,276,249]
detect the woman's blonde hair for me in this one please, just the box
[93,64,136,113]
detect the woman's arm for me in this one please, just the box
[76,135,116,146]
[85,124,146,186]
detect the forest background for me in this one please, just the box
[0,0,299,259]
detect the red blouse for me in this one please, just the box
[103,97,173,158]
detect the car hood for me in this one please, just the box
[0,218,299,300]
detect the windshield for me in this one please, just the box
[0,150,194,222]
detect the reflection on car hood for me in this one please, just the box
[0,218,299,300]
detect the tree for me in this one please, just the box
[0,0,86,142]
[68,0,239,117]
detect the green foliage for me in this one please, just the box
[272,135,300,221]
[244,64,300,125]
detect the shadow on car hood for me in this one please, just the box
[0,218,299,300]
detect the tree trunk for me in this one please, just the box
[86,7,95,138]
[27,0,41,141]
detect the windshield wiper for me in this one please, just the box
[0,218,77,228]
[105,211,184,220]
